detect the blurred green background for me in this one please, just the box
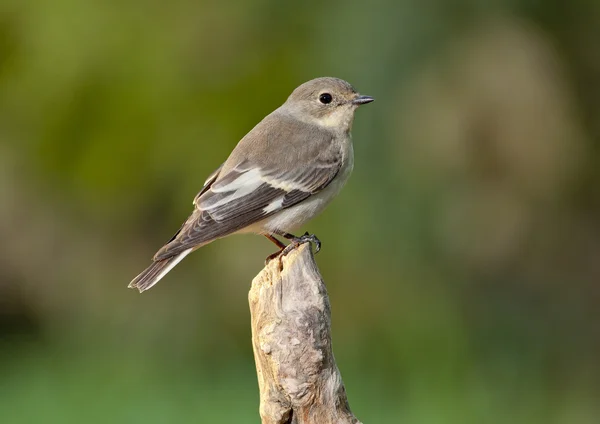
[1,0,599,422]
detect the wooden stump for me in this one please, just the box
[248,243,361,424]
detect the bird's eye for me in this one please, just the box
[319,93,333,104]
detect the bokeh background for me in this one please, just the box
[1,0,599,422]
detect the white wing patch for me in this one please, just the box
[211,168,262,193]
[203,168,264,210]
[262,173,309,192]
[263,196,285,213]
[198,164,323,216]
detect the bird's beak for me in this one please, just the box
[352,94,374,105]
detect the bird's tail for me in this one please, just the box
[128,248,192,293]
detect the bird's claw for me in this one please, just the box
[301,232,321,253]
[282,233,321,256]
[264,233,322,267]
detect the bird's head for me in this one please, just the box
[283,77,374,132]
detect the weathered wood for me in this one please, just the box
[249,243,361,424]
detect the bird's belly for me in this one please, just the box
[258,195,331,233]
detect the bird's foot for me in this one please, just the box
[282,232,322,256]
[264,232,321,267]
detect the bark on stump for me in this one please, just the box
[249,243,361,424]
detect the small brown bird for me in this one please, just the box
[129,77,373,292]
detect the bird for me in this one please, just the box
[129,77,374,292]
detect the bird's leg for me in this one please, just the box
[265,234,286,249]
[277,231,322,256]
[264,234,287,264]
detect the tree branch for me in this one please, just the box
[248,243,361,424]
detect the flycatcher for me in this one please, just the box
[129,77,373,292]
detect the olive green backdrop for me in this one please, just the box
[1,0,599,422]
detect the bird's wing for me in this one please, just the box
[193,163,223,205]
[153,140,341,260]
[158,163,224,247]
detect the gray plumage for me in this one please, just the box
[129,77,373,292]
